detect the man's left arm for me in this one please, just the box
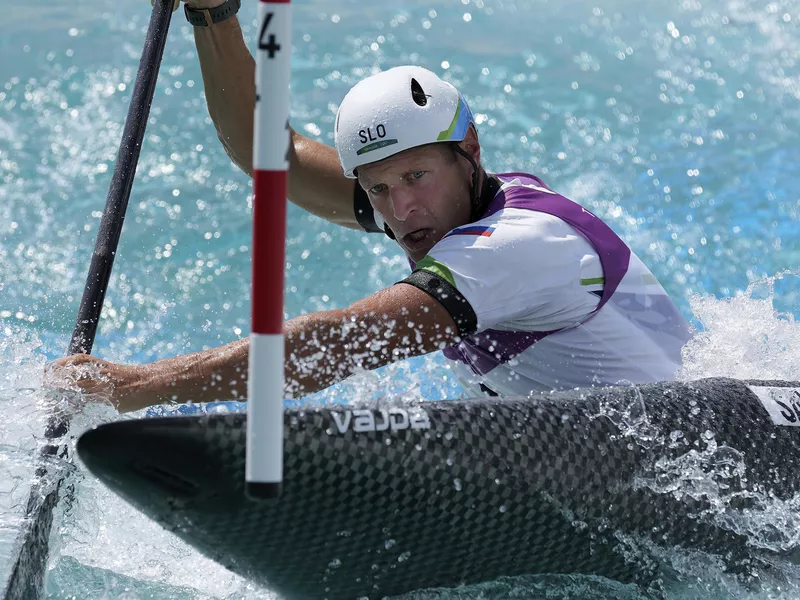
[48,283,461,411]
[284,283,459,396]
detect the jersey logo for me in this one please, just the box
[443,225,496,239]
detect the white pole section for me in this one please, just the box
[246,0,291,499]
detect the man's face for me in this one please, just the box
[357,144,473,263]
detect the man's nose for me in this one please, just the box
[389,185,418,222]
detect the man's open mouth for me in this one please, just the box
[404,229,429,244]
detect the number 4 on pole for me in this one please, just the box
[259,12,281,58]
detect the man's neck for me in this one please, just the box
[472,169,499,222]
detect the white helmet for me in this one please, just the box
[335,66,475,179]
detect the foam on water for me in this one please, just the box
[0,330,269,599]
[0,325,52,572]
[50,459,270,599]
[680,270,800,382]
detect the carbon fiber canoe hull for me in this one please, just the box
[76,377,800,599]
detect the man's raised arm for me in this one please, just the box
[190,6,364,229]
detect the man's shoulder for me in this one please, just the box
[494,171,556,194]
[478,171,577,225]
[431,206,580,259]
[487,171,567,212]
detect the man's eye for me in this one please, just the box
[410,171,425,180]
[370,184,387,194]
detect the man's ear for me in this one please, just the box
[459,124,481,164]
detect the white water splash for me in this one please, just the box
[679,270,800,382]
[0,325,272,599]
[0,325,58,582]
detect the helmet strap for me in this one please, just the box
[452,145,483,221]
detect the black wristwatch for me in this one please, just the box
[184,0,241,27]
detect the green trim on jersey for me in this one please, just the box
[415,256,456,288]
[580,277,605,286]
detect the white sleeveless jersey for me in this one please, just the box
[401,172,692,396]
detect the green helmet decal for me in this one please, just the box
[356,138,399,156]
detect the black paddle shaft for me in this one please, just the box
[69,0,176,357]
[2,2,176,599]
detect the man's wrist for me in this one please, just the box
[112,363,171,412]
[185,0,225,8]
[184,0,241,27]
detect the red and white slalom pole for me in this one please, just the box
[246,0,291,499]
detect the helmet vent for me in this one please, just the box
[410,78,428,106]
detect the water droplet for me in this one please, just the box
[398,551,411,562]
[444,431,454,441]
[384,539,396,550]
[499,505,507,513]
[328,558,341,569]
[453,478,462,491]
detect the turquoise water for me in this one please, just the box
[2,0,800,597]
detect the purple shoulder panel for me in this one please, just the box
[444,172,631,376]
